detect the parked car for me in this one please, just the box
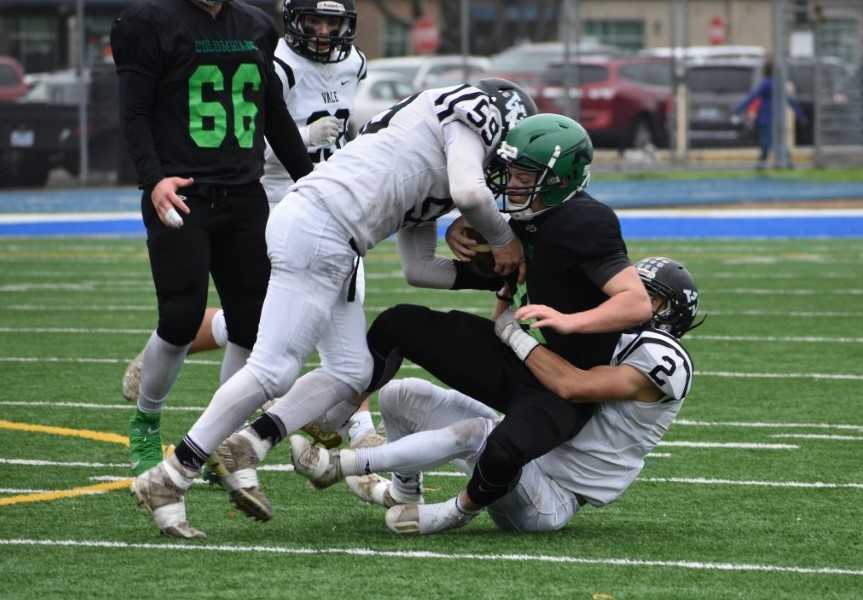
[348,71,415,136]
[534,56,672,149]
[366,55,489,91]
[685,56,846,147]
[485,41,625,96]
[0,56,28,103]
[639,45,766,62]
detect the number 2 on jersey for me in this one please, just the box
[189,64,261,149]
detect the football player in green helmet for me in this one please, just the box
[485,113,593,220]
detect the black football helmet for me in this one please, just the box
[284,0,357,63]
[635,256,703,338]
[475,78,538,139]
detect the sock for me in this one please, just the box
[250,413,287,446]
[137,331,191,414]
[219,342,250,385]
[174,439,206,472]
[347,410,375,445]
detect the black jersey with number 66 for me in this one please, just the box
[111,0,289,186]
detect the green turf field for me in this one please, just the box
[0,237,861,599]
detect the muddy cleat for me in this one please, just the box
[290,434,343,489]
[385,498,476,535]
[122,350,144,403]
[129,410,163,476]
[130,455,206,539]
[211,432,272,521]
[300,423,343,449]
[349,431,385,449]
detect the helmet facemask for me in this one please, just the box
[284,1,356,63]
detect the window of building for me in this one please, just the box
[584,20,644,53]
[383,17,410,57]
[4,15,60,73]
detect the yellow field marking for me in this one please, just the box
[0,419,131,507]
[0,419,129,446]
[0,479,132,507]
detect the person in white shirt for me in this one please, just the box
[291,257,702,535]
[130,78,537,539]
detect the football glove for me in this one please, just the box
[306,116,341,147]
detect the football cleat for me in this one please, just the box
[211,432,272,522]
[300,423,343,449]
[122,350,144,403]
[385,498,476,535]
[129,410,163,476]
[289,434,343,489]
[345,473,423,508]
[130,456,205,539]
[349,430,385,450]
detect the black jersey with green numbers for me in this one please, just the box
[111,0,281,185]
[509,192,631,370]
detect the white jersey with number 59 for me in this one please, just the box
[535,329,694,507]
[289,84,508,253]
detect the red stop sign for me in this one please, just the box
[709,16,726,45]
[412,16,440,55]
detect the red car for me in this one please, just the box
[534,56,673,150]
[0,56,28,103]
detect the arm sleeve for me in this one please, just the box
[443,121,514,248]
[110,10,165,188]
[261,29,313,181]
[395,224,457,289]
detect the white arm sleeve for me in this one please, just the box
[443,122,514,248]
[396,223,456,289]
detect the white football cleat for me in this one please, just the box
[289,434,343,489]
[211,432,272,521]
[385,498,476,535]
[122,350,144,403]
[130,455,205,539]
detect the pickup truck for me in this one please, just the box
[0,64,136,187]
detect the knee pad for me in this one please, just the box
[322,349,373,395]
[211,309,228,348]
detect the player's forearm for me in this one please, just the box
[563,289,652,334]
[117,71,164,188]
[523,346,600,402]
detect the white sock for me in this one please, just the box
[137,331,191,413]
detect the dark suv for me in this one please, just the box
[686,57,848,147]
[533,56,673,149]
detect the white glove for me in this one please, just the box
[494,308,539,362]
[307,116,341,146]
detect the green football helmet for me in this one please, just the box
[485,113,593,221]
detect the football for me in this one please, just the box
[464,227,497,278]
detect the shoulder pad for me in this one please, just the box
[432,85,502,148]
[614,331,693,402]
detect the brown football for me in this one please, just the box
[463,227,497,278]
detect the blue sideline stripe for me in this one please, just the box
[1,215,861,238]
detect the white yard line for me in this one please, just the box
[675,419,863,432]
[0,488,52,494]
[640,477,863,490]
[0,458,128,468]
[769,434,863,441]
[0,538,860,577]
[657,442,798,449]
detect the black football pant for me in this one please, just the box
[142,181,270,350]
[367,304,595,506]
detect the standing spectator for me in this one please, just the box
[110,0,313,476]
[733,60,805,169]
